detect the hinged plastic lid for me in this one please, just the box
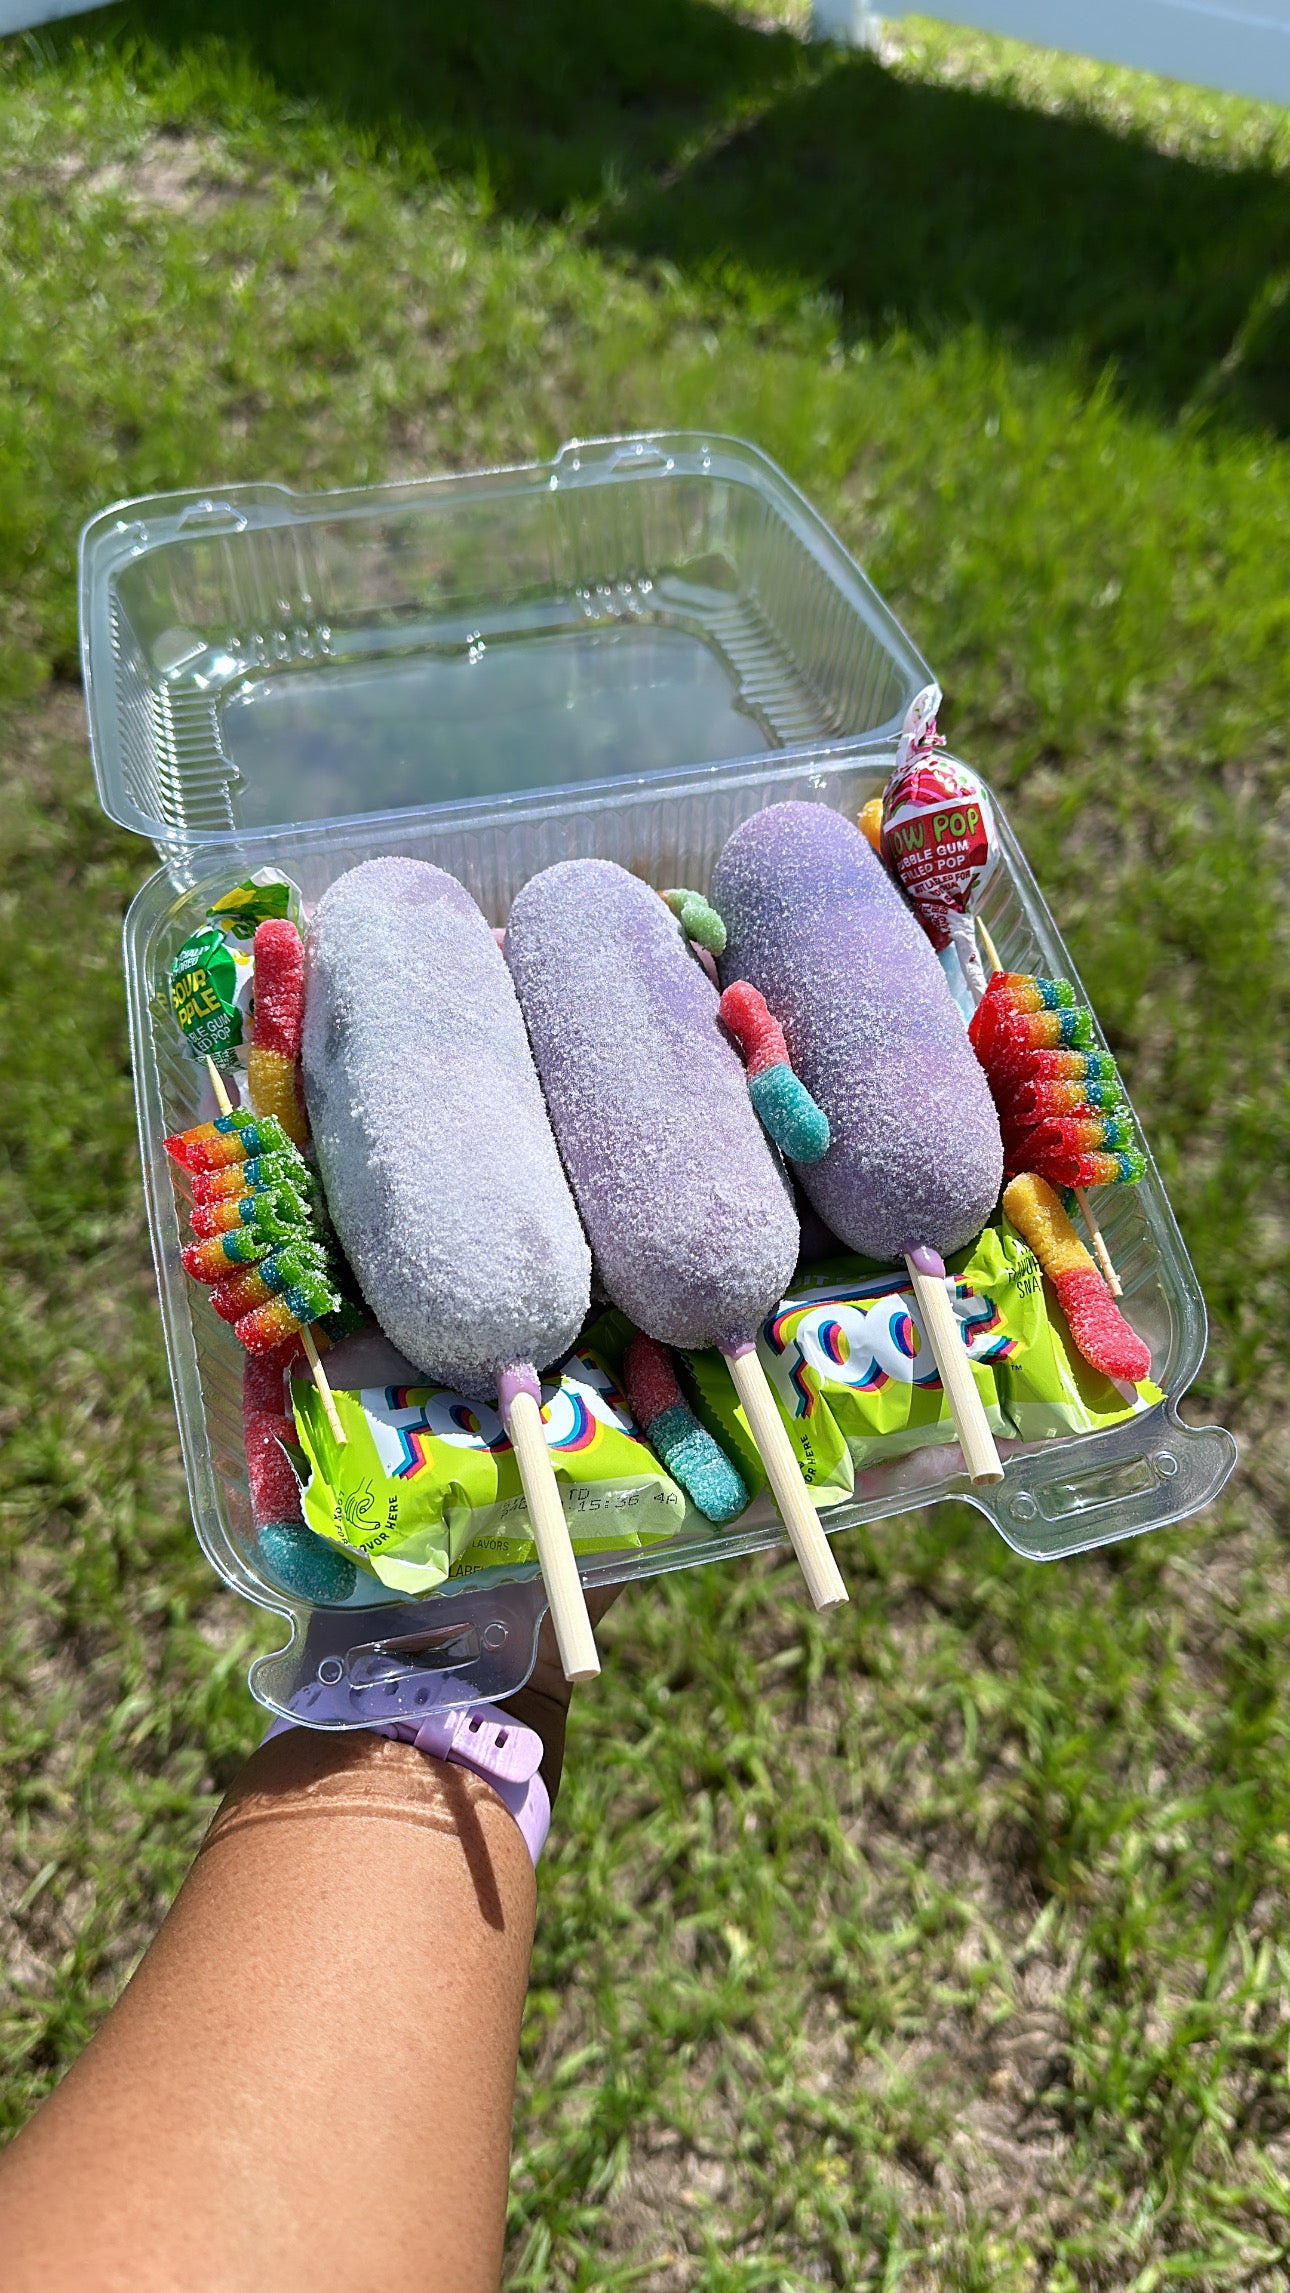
[79,431,930,856]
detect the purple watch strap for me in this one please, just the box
[262,1696,551,1865]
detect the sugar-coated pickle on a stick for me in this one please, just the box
[505,858,846,1611]
[301,856,599,1681]
[713,802,1005,1486]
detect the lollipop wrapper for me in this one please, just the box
[207,871,302,940]
[289,1341,684,1597]
[169,927,254,1063]
[752,1250,1010,1473]
[881,687,995,972]
[168,872,302,1065]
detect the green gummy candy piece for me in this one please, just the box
[663,886,727,956]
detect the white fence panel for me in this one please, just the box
[0,0,104,28]
[814,0,1290,106]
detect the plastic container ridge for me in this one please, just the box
[80,431,1235,1724]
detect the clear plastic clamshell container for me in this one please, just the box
[80,432,1236,1724]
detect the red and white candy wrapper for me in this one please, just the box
[880,683,996,1001]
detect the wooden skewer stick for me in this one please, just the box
[299,1325,347,1446]
[1074,1186,1123,1297]
[205,1053,234,1115]
[204,1058,348,1445]
[977,918,1003,980]
[904,1249,1003,1486]
[723,1343,848,1611]
[504,1376,600,1683]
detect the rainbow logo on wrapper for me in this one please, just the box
[360,1358,640,1479]
[764,1271,1015,1418]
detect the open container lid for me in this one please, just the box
[80,431,933,865]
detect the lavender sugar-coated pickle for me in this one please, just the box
[712,804,1003,1263]
[301,857,590,1395]
[505,859,799,1350]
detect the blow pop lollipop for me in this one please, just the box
[880,683,997,1002]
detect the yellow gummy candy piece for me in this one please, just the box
[247,1044,308,1147]
[858,797,884,853]
[1002,1172,1094,1282]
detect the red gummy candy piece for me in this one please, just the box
[245,1411,302,1525]
[719,980,790,1079]
[251,919,306,1060]
[243,1344,300,1416]
[624,1330,682,1431]
[1053,1266,1151,1383]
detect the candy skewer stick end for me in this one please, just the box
[723,1343,848,1612]
[205,1054,234,1118]
[300,1324,347,1448]
[977,919,1003,981]
[904,1250,1004,1487]
[1075,1186,1123,1296]
[502,1372,600,1684]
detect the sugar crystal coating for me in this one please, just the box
[713,803,1003,1263]
[302,857,590,1395]
[505,858,798,1350]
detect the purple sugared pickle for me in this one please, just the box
[301,857,590,1397]
[712,804,1003,1264]
[505,859,799,1351]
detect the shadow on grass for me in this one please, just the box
[109,0,1290,432]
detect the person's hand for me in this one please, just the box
[500,1583,624,1800]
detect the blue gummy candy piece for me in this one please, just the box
[255,1520,358,1605]
[749,1063,830,1164]
[649,1401,748,1525]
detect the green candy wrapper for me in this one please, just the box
[206,871,301,940]
[682,1225,1160,1488]
[169,926,254,1063]
[169,871,303,1063]
[290,1342,685,1597]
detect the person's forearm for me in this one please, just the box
[0,1729,536,2293]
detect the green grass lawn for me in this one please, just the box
[2,5,1290,2284]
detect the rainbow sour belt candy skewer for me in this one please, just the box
[506,856,847,1612]
[712,802,1005,1487]
[623,1331,749,1525]
[1003,1174,1151,1384]
[166,1095,352,1439]
[969,972,1144,1292]
[301,855,599,1682]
